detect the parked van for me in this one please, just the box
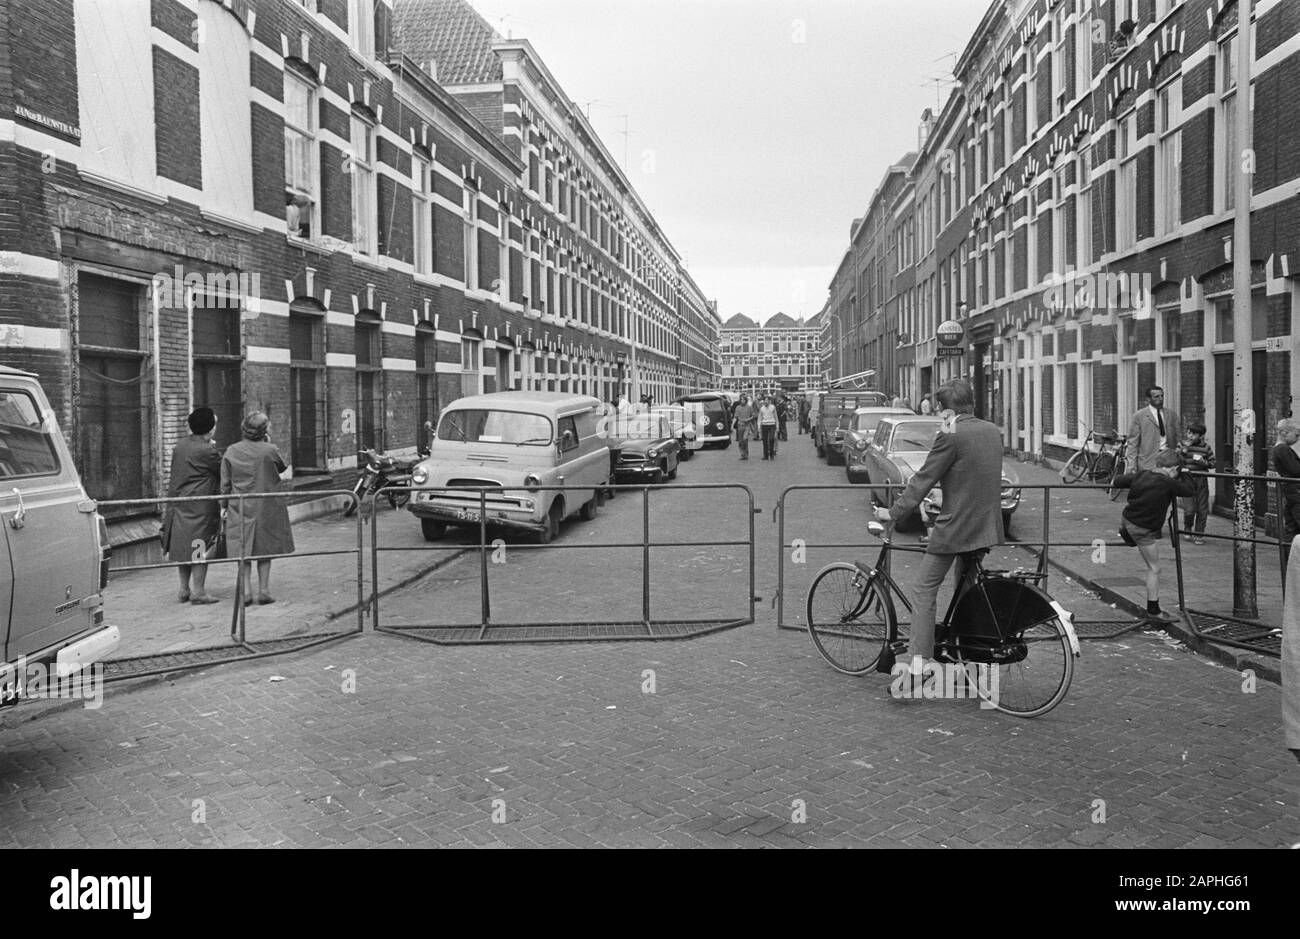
[674,392,732,448]
[0,366,118,706]
[409,392,610,544]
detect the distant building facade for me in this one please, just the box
[721,313,822,394]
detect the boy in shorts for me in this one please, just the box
[1112,449,1197,623]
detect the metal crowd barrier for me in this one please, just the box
[1167,470,1291,656]
[98,490,364,680]
[367,482,757,643]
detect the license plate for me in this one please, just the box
[456,508,480,522]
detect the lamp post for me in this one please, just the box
[613,350,628,403]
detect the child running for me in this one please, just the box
[1112,449,1197,623]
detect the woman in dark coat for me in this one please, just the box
[162,407,223,604]
[221,411,295,605]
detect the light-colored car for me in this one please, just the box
[861,415,1021,534]
[650,404,701,459]
[409,392,610,544]
[843,407,917,483]
[0,366,118,707]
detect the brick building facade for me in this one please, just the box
[720,313,822,395]
[825,0,1300,519]
[0,0,717,547]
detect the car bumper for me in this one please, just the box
[408,497,545,532]
[615,462,663,477]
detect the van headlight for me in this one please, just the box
[524,474,541,492]
[412,465,428,485]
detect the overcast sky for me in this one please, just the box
[466,0,990,324]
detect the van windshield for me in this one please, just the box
[437,410,553,446]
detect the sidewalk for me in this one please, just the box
[1003,459,1286,675]
[104,503,471,660]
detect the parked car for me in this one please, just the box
[408,392,610,544]
[0,366,118,708]
[860,415,1021,534]
[604,413,682,482]
[674,392,732,448]
[843,407,917,483]
[814,391,891,465]
[650,404,701,459]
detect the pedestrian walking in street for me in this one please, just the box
[1272,417,1300,573]
[872,379,1004,690]
[161,407,223,605]
[1112,449,1197,623]
[221,411,295,606]
[758,396,778,460]
[1178,422,1214,544]
[777,396,789,442]
[1125,386,1181,472]
[798,396,810,435]
[732,394,756,460]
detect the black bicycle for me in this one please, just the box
[805,521,1080,717]
[1060,424,1128,501]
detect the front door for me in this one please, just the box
[1213,350,1268,519]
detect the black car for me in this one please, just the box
[604,413,682,483]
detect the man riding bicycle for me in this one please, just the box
[873,379,1005,684]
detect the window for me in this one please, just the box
[285,72,318,238]
[415,324,437,441]
[1116,110,1138,250]
[349,115,376,255]
[76,273,150,508]
[1077,147,1094,267]
[289,308,326,471]
[558,416,580,451]
[437,409,551,445]
[1053,7,1068,116]
[0,391,60,479]
[348,0,374,57]
[412,156,432,274]
[1157,78,1182,235]
[1075,0,1093,98]
[1217,35,1240,213]
[1053,163,1070,276]
[461,336,482,396]
[1026,47,1039,139]
[463,198,479,291]
[191,297,242,451]
[355,314,383,451]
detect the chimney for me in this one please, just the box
[918,108,936,149]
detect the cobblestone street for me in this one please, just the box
[3,437,1295,848]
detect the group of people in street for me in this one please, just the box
[160,409,296,607]
[731,393,795,460]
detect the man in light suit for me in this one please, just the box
[874,379,1004,674]
[1126,386,1181,472]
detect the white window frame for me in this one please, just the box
[349,115,377,255]
[461,336,482,396]
[1077,146,1094,267]
[1052,7,1069,117]
[1075,0,1093,98]
[348,0,375,58]
[1116,109,1138,251]
[1157,76,1183,236]
[1052,161,1069,277]
[1216,33,1240,214]
[411,155,432,275]
[284,71,318,239]
[463,190,479,291]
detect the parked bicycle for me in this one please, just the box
[1060,424,1128,500]
[805,520,1080,717]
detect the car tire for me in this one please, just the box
[421,519,446,542]
[667,458,678,480]
[1002,510,1013,539]
[580,496,598,521]
[679,446,693,461]
[538,500,563,544]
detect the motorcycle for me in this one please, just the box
[344,447,423,517]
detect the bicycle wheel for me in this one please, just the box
[806,563,896,675]
[1107,457,1127,501]
[1060,449,1090,484]
[947,581,1073,717]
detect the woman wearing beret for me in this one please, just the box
[221,411,295,605]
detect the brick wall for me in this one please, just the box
[153,49,202,188]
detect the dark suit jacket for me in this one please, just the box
[889,413,1004,554]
